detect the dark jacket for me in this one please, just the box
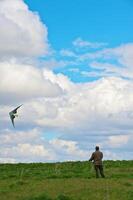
[89,150,103,165]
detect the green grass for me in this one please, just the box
[0,160,132,200]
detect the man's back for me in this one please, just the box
[90,150,103,165]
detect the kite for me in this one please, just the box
[9,105,22,128]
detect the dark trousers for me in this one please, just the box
[94,165,105,178]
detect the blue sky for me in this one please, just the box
[0,0,133,163]
[24,0,133,49]
[24,0,133,83]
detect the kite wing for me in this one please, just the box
[9,104,22,128]
[11,104,23,114]
[9,112,15,127]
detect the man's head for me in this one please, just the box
[95,146,99,151]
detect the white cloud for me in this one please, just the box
[43,69,76,91]
[98,44,133,78]
[73,37,107,49]
[103,151,118,160]
[0,128,88,162]
[41,59,68,69]
[90,61,119,70]
[1,67,133,161]
[0,62,63,104]
[60,49,77,57]
[15,143,49,157]
[0,157,17,163]
[107,135,129,147]
[0,128,41,145]
[0,143,55,162]
[4,73,131,165]
[110,43,133,68]
[0,0,49,58]
[34,76,133,132]
[50,139,89,160]
[81,71,102,78]
[71,42,133,79]
[0,128,56,162]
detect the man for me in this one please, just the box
[89,146,105,178]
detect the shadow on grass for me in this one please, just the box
[24,193,52,200]
[24,193,73,200]
[56,194,73,200]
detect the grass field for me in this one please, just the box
[0,160,133,200]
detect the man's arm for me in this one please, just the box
[89,152,94,162]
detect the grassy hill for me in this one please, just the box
[0,160,133,200]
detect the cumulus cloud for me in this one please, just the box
[0,0,133,162]
[0,127,132,162]
[107,43,133,69]
[1,71,133,161]
[1,72,130,160]
[0,128,42,145]
[100,44,133,79]
[50,138,89,161]
[0,129,88,162]
[33,75,133,132]
[0,143,54,162]
[0,0,61,104]
[0,0,49,58]
[0,128,56,162]
[0,62,63,104]
[15,74,133,160]
[107,135,129,147]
